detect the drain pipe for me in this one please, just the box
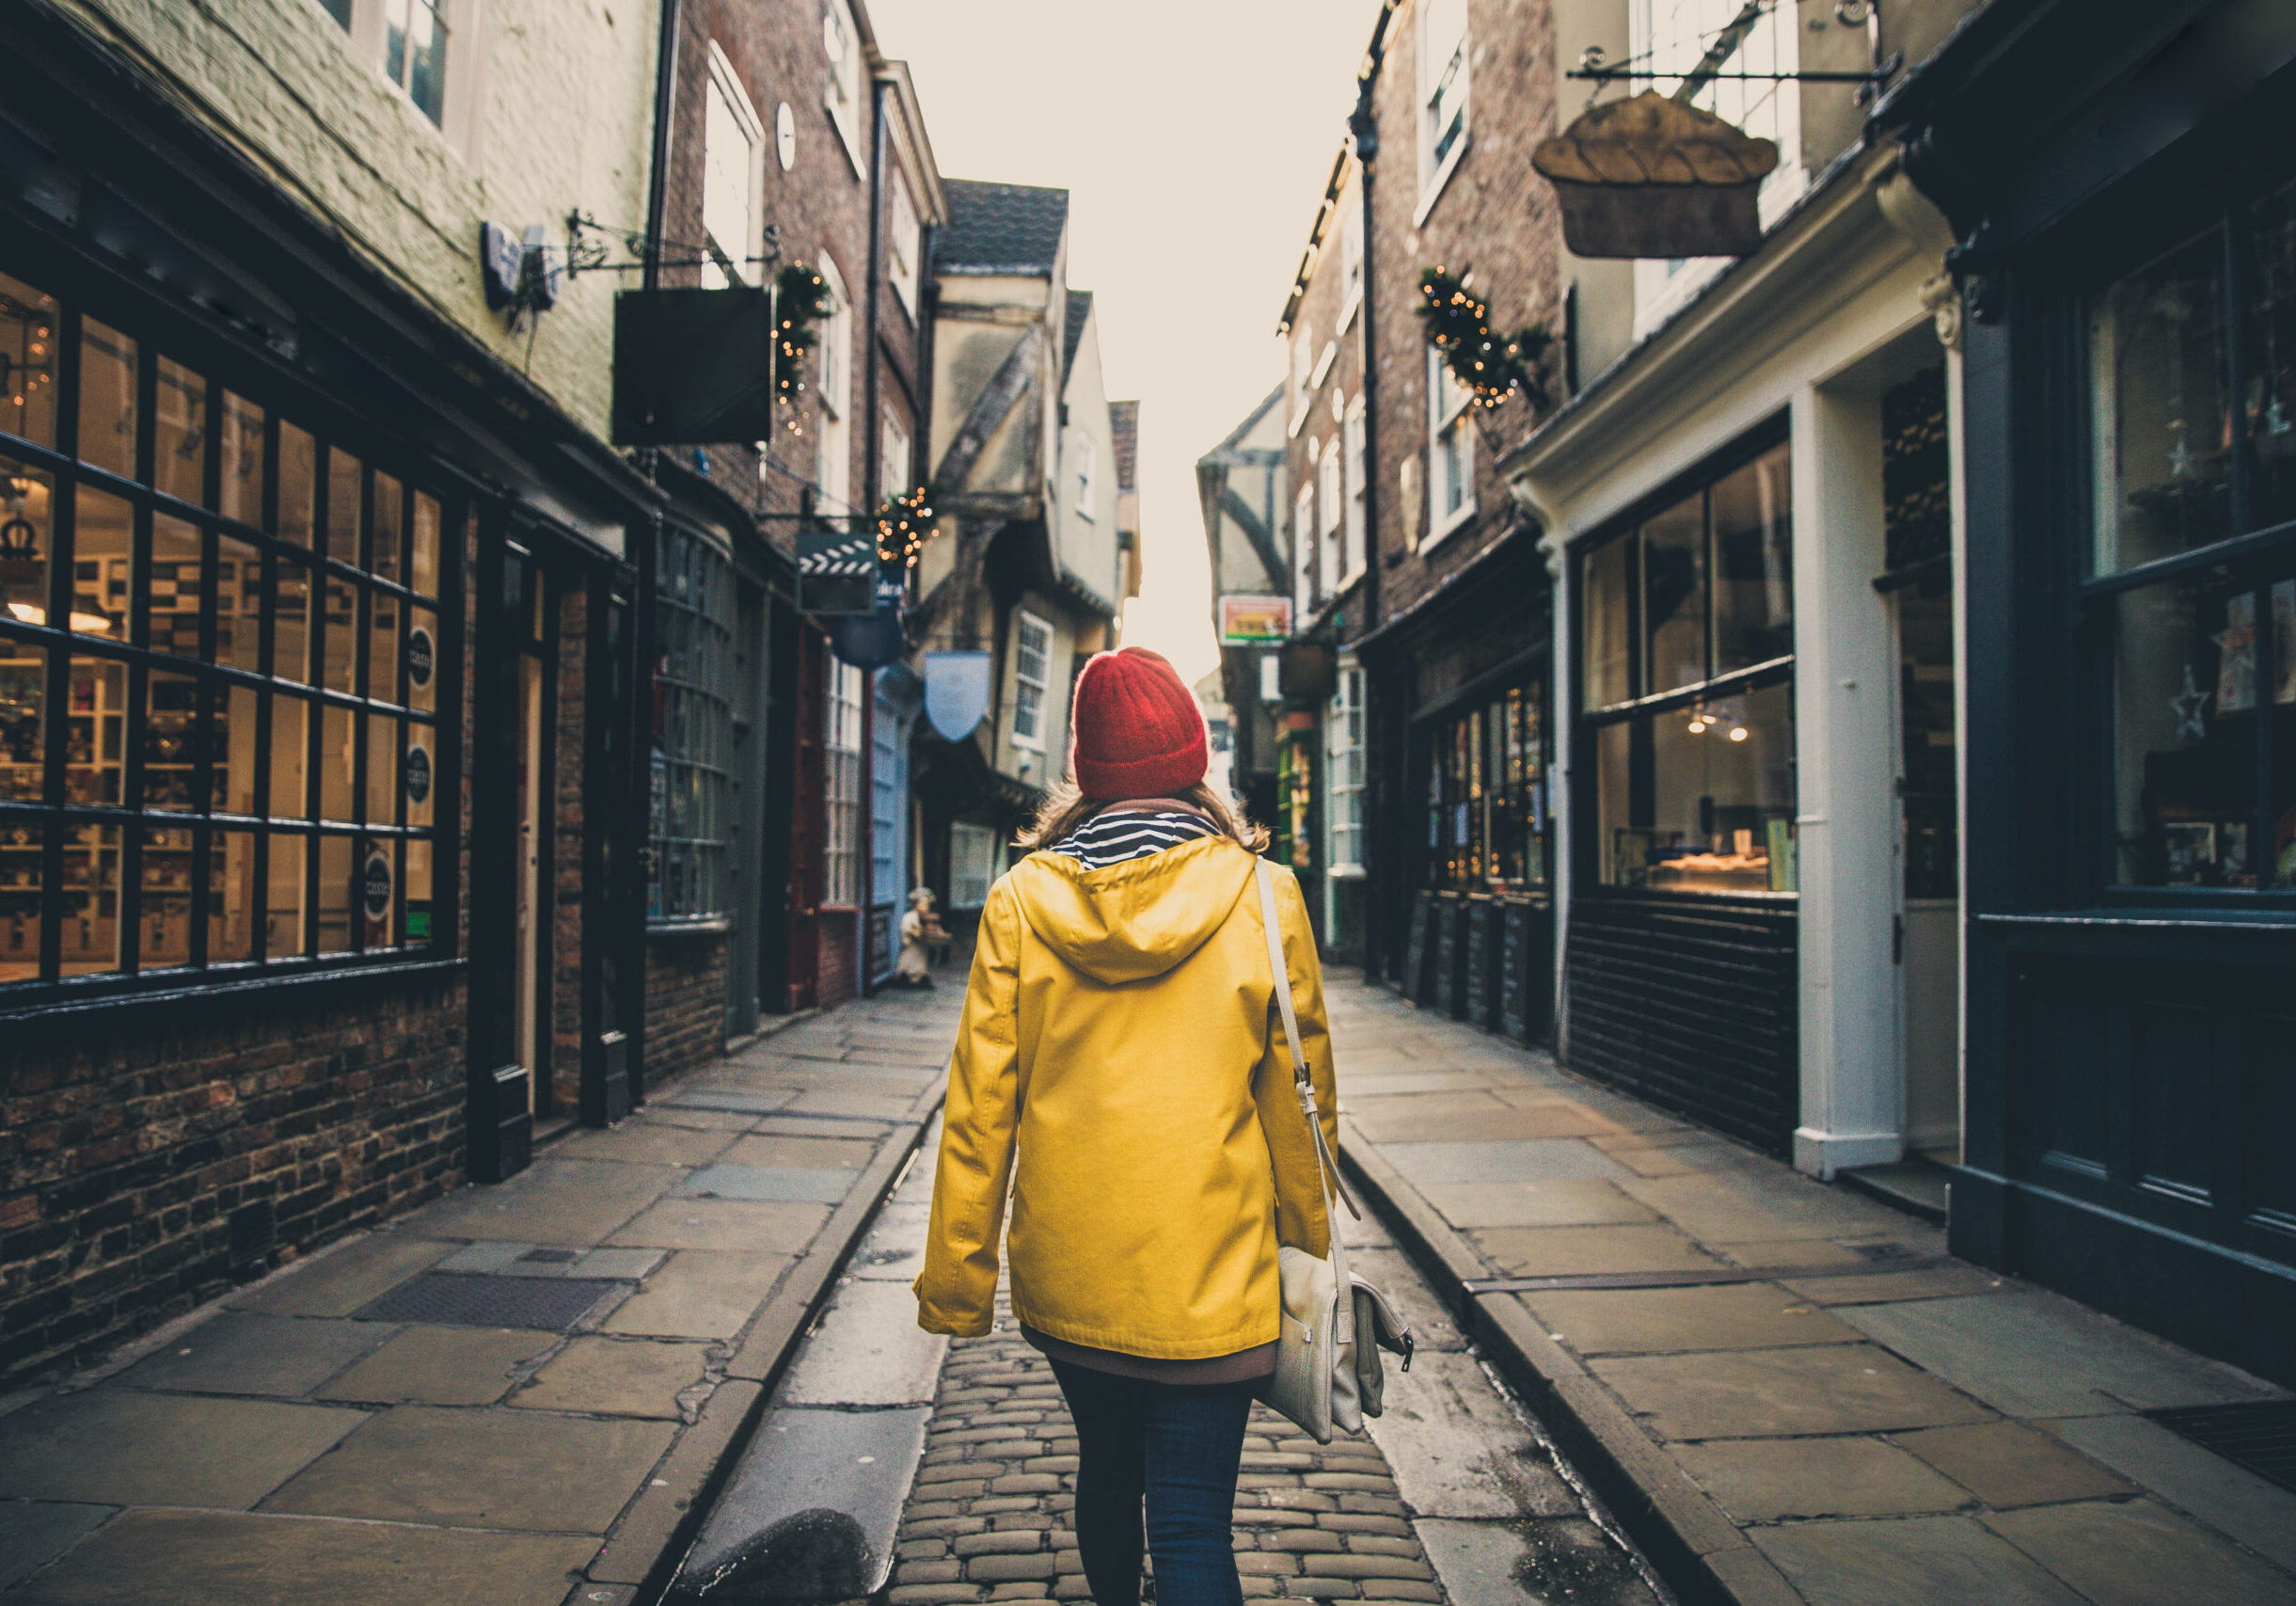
[643,0,683,294]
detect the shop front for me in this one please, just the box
[1364,537,1555,1047]
[1881,0,2296,1384]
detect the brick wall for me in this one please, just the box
[816,909,857,1010]
[0,975,465,1386]
[643,936,725,1086]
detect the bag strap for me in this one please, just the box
[1257,857,1361,1222]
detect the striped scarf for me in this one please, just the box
[1049,809,1221,869]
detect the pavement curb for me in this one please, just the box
[1337,1115,1800,1606]
[610,1068,950,1606]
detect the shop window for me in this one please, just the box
[1327,666,1367,874]
[870,680,901,908]
[2090,177,2296,890]
[0,267,450,995]
[824,658,863,907]
[650,525,736,924]
[1427,679,1547,892]
[949,820,998,910]
[1011,610,1050,751]
[1580,437,1796,895]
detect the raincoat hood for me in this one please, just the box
[1004,835,1258,985]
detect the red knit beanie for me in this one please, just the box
[1069,647,1208,800]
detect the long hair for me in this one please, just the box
[1015,778,1271,854]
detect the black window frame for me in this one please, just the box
[1572,421,1797,900]
[0,264,459,1012]
[648,519,735,929]
[2073,168,2296,910]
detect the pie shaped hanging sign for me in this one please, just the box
[1532,91,1781,259]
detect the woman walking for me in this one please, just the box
[913,646,1340,1606]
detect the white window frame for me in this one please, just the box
[1290,324,1314,436]
[1317,435,1344,600]
[1339,182,1365,332]
[888,169,922,315]
[1326,664,1367,875]
[1074,433,1098,521]
[321,0,483,155]
[824,660,864,908]
[1426,347,1476,549]
[1343,394,1369,585]
[1294,482,1318,618]
[702,43,765,289]
[880,411,910,498]
[815,255,852,514]
[949,821,999,909]
[1012,609,1052,752]
[821,0,865,178]
[1417,0,1471,225]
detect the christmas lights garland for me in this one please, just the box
[773,263,834,420]
[873,485,938,566]
[1417,266,1554,414]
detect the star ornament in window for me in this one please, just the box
[2170,662,2210,743]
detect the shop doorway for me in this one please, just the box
[1894,583,1960,1161]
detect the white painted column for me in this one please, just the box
[1791,384,1906,1178]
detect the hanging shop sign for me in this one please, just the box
[828,578,909,672]
[797,525,879,616]
[404,740,432,807]
[924,650,993,741]
[1278,642,1339,704]
[1219,595,1292,644]
[1531,91,1779,260]
[406,625,435,690]
[610,287,775,444]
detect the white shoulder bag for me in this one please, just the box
[1252,857,1414,1443]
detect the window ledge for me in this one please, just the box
[1422,499,1477,553]
[0,955,465,1027]
[1414,136,1469,229]
[647,918,732,941]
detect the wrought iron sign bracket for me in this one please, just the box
[562,212,785,280]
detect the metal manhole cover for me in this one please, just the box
[2145,1400,2296,1494]
[356,1272,621,1331]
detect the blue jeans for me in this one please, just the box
[1047,1358,1256,1606]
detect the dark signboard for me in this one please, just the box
[798,526,878,616]
[404,741,432,807]
[1431,897,1459,1019]
[610,287,774,445]
[1500,899,1530,1042]
[361,849,392,922]
[1464,898,1493,1029]
[1403,893,1433,1007]
[406,625,435,689]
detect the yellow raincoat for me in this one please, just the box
[912,834,1338,1360]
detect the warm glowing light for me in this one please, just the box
[1729,726,1750,742]
[8,600,114,633]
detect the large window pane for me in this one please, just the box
[1600,683,1797,894]
[411,492,441,596]
[73,485,132,639]
[2113,566,2259,886]
[404,836,434,946]
[405,721,435,829]
[141,822,195,969]
[1712,446,1793,673]
[210,829,255,962]
[367,713,398,825]
[1583,533,1633,708]
[219,393,264,525]
[154,357,205,505]
[78,319,136,480]
[372,472,403,586]
[1,457,55,629]
[317,833,354,952]
[320,702,356,821]
[66,656,124,804]
[0,636,40,801]
[61,822,122,975]
[322,577,357,693]
[218,537,261,671]
[2247,178,2296,533]
[267,832,309,957]
[277,421,317,548]
[0,273,58,448]
[370,587,400,702]
[1642,492,1707,695]
[213,682,259,817]
[275,555,313,684]
[2093,229,2232,572]
[150,513,201,660]
[0,817,37,980]
[326,448,361,562]
[407,603,437,712]
[270,693,310,819]
[143,671,199,810]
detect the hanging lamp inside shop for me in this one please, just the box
[1531,90,1780,260]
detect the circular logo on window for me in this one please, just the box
[404,741,432,806]
[362,850,393,922]
[776,103,797,172]
[406,626,435,689]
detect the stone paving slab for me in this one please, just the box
[1981,1497,2296,1606]
[675,1163,861,1202]
[0,985,962,1604]
[5,1509,599,1606]
[1318,975,2296,1606]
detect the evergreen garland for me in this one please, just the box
[873,485,938,567]
[774,263,834,417]
[1417,266,1555,414]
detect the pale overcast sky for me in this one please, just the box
[863,0,1380,686]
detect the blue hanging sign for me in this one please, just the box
[925,650,992,742]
